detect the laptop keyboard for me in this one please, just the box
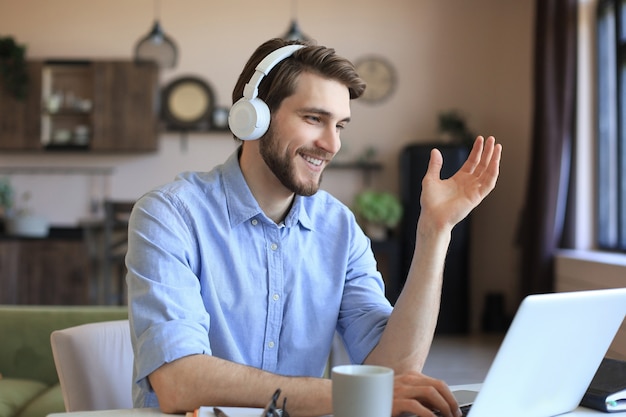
[434,404,472,416]
[460,404,472,416]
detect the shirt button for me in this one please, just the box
[251,219,258,226]
[272,294,280,301]
[270,243,278,251]
[268,341,275,348]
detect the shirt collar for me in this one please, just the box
[222,149,314,231]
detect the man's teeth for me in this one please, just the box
[303,155,323,166]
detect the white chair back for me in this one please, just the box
[51,319,133,411]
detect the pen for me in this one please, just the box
[213,407,229,417]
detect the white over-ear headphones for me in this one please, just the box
[229,44,305,140]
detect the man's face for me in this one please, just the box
[259,71,351,196]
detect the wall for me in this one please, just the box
[556,250,626,359]
[0,0,534,331]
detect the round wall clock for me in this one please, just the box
[161,76,215,131]
[354,56,397,104]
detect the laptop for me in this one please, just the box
[446,288,626,417]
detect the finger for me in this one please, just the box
[475,136,496,174]
[393,390,457,417]
[468,135,499,179]
[477,141,502,196]
[458,136,485,175]
[417,380,460,417]
[424,148,443,182]
[429,382,462,417]
[392,398,436,417]
[393,376,460,417]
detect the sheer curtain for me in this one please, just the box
[518,0,578,296]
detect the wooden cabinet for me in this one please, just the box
[0,62,43,150]
[91,61,158,151]
[0,237,90,305]
[40,61,94,148]
[0,240,20,303]
[0,60,158,152]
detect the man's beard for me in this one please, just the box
[259,126,325,197]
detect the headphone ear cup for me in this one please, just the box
[228,97,271,140]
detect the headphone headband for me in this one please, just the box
[243,44,305,99]
[230,44,306,140]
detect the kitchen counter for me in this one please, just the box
[0,226,93,304]
[0,225,85,240]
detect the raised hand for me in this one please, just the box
[419,136,502,232]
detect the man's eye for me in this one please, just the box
[305,115,321,123]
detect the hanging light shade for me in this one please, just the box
[282,19,309,41]
[281,0,309,41]
[134,0,178,69]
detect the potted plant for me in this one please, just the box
[0,177,14,217]
[1,189,49,237]
[0,36,29,100]
[438,109,474,146]
[353,190,403,240]
[0,177,14,233]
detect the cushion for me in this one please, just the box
[0,306,128,386]
[15,384,64,417]
[0,379,47,417]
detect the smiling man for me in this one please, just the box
[242,69,351,221]
[126,38,501,417]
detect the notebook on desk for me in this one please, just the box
[441,288,626,417]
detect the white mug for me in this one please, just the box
[332,364,394,417]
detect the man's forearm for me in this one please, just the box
[149,353,332,417]
[365,218,453,372]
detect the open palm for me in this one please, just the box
[419,136,502,230]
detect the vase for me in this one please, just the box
[6,213,50,238]
[365,223,388,241]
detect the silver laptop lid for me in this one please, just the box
[468,288,626,417]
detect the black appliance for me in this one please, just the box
[399,143,471,334]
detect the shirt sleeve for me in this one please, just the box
[336,219,393,364]
[126,189,212,396]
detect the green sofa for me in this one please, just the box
[0,305,128,417]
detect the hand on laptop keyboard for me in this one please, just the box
[399,404,471,417]
[436,404,471,416]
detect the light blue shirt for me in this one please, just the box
[126,149,393,408]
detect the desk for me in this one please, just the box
[48,410,166,417]
[453,383,626,416]
[46,385,626,417]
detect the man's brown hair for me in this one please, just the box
[231,38,366,122]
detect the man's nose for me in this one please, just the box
[317,126,341,156]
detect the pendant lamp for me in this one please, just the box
[281,0,310,41]
[134,0,178,69]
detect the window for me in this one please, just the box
[597,0,626,251]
